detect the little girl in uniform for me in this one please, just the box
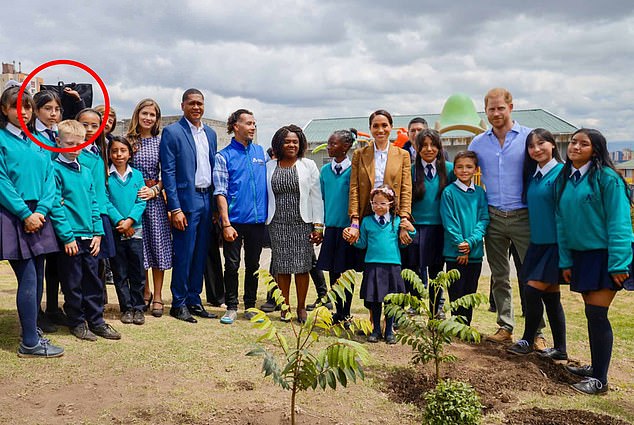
[76,109,117,287]
[439,151,489,325]
[405,129,454,316]
[508,129,567,361]
[34,90,61,147]
[0,86,64,357]
[354,184,416,343]
[316,129,363,322]
[106,136,147,325]
[556,128,633,395]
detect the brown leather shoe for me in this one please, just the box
[485,327,513,344]
[533,336,548,353]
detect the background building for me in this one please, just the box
[303,109,578,166]
[0,61,43,95]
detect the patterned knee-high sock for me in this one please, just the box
[585,304,612,384]
[542,291,567,353]
[521,285,544,345]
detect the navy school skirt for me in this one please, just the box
[521,243,565,285]
[97,214,116,260]
[571,244,634,293]
[360,263,405,307]
[402,224,444,271]
[316,227,364,273]
[0,202,59,261]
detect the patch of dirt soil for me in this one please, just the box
[504,407,631,425]
[375,341,578,412]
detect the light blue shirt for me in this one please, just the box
[468,121,531,211]
[187,119,212,189]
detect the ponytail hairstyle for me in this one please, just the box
[330,128,357,154]
[76,108,109,179]
[0,86,36,131]
[557,128,631,206]
[521,128,562,203]
[412,129,448,201]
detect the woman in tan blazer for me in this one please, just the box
[345,110,413,244]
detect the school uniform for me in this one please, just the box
[354,214,415,306]
[556,163,633,293]
[440,180,489,324]
[0,125,60,348]
[521,160,564,285]
[106,164,147,313]
[49,155,106,329]
[78,146,116,259]
[316,157,363,319]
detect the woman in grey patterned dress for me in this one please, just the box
[266,125,323,323]
[127,99,173,317]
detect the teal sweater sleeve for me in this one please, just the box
[35,158,56,216]
[440,188,465,249]
[465,188,490,250]
[353,218,369,250]
[555,194,573,270]
[126,171,147,225]
[50,171,75,244]
[602,172,632,273]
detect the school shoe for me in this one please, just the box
[120,310,134,324]
[244,310,263,322]
[220,309,238,324]
[306,299,333,311]
[259,300,280,312]
[565,364,593,378]
[385,334,397,345]
[133,310,145,325]
[571,377,608,395]
[17,337,64,358]
[46,308,70,327]
[367,333,381,343]
[37,310,58,333]
[539,348,568,364]
[70,322,98,341]
[485,328,513,344]
[507,339,532,356]
[90,323,122,340]
[533,336,548,353]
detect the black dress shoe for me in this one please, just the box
[170,306,197,323]
[565,364,593,378]
[187,304,217,319]
[571,377,608,395]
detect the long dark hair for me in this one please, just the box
[556,128,631,205]
[106,135,135,166]
[0,86,36,131]
[521,128,562,203]
[412,129,448,201]
[76,108,109,180]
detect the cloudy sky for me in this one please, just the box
[3,1,634,144]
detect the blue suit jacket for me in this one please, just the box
[160,116,217,213]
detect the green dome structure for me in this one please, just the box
[434,93,487,135]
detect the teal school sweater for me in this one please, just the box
[49,158,104,244]
[411,161,455,225]
[78,148,110,215]
[440,183,489,262]
[556,167,632,273]
[527,163,563,244]
[353,215,416,265]
[0,128,56,220]
[106,167,147,229]
[320,163,351,228]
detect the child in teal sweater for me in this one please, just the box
[354,184,416,344]
[439,151,489,325]
[556,128,633,395]
[106,136,147,325]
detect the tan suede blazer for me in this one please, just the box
[348,143,412,220]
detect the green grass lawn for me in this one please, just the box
[0,261,632,424]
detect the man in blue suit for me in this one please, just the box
[160,88,218,323]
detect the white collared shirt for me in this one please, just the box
[187,119,212,189]
[534,158,559,178]
[374,211,391,224]
[373,143,389,188]
[35,118,57,133]
[56,154,81,171]
[330,156,351,174]
[454,179,476,192]
[109,163,133,182]
[422,159,437,178]
[570,161,592,178]
[6,122,23,139]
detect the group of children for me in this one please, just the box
[315,124,632,395]
[0,87,152,357]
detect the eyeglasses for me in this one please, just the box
[370,201,392,207]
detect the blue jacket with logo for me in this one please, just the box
[214,139,267,224]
